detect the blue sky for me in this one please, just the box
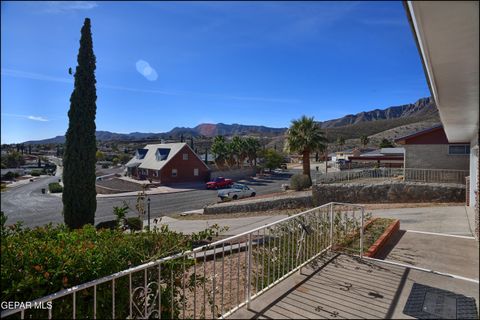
[1,1,430,144]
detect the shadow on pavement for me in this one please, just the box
[375,229,407,260]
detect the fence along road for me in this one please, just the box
[315,167,469,185]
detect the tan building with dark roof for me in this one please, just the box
[395,125,470,171]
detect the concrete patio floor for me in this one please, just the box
[228,252,479,319]
[376,230,479,280]
[227,205,479,320]
[371,205,475,237]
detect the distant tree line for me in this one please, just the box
[210,136,261,169]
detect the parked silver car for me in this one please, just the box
[218,183,256,200]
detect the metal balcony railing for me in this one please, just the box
[315,167,469,185]
[1,202,365,319]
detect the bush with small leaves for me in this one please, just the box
[2,171,15,180]
[126,217,143,231]
[30,170,42,177]
[95,220,117,230]
[290,174,312,191]
[48,182,63,193]
[1,214,226,319]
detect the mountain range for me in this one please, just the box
[318,97,437,128]
[22,97,438,145]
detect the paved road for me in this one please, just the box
[1,171,293,228]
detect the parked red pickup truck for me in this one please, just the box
[206,177,233,189]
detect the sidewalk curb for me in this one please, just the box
[96,188,195,198]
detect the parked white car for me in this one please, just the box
[218,183,256,200]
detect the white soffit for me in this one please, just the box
[407,1,479,142]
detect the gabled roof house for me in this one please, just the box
[126,143,210,184]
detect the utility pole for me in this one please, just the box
[147,197,151,231]
[325,127,328,174]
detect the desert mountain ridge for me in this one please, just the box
[20,97,438,145]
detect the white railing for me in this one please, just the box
[1,202,364,319]
[315,167,469,185]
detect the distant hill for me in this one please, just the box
[22,97,438,145]
[368,119,441,142]
[22,124,287,145]
[319,97,438,128]
[320,97,439,142]
[168,123,286,137]
[22,131,160,145]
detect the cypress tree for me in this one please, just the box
[62,18,97,229]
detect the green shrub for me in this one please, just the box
[48,182,63,193]
[2,171,15,180]
[290,174,312,191]
[126,217,142,231]
[95,220,117,230]
[0,214,225,319]
[30,170,42,177]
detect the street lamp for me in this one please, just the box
[147,197,151,231]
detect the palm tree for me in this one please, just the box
[360,135,369,148]
[245,137,261,167]
[211,136,227,169]
[337,136,345,149]
[225,142,237,168]
[231,136,247,167]
[285,115,327,182]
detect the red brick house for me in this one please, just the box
[394,125,470,170]
[125,143,210,184]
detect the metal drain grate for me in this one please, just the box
[403,283,478,319]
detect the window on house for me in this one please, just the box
[156,148,171,161]
[153,170,159,177]
[183,153,188,160]
[448,145,470,155]
[194,168,199,176]
[136,149,148,159]
[172,169,177,177]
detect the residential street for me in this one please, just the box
[1,171,294,228]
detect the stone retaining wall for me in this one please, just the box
[313,181,465,205]
[210,167,257,181]
[203,191,312,215]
